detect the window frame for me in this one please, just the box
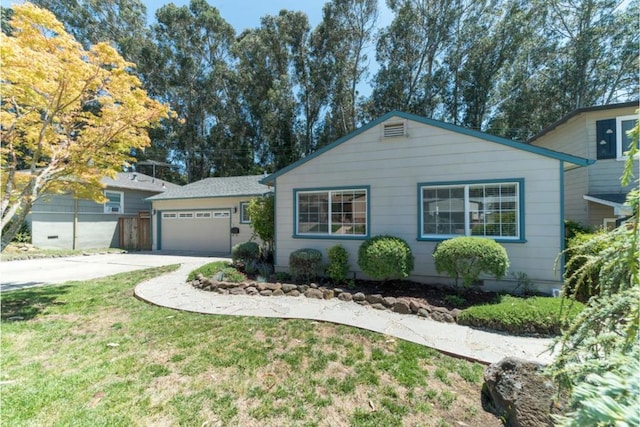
[103,190,124,214]
[417,179,525,243]
[239,202,251,224]
[293,186,370,239]
[616,114,638,161]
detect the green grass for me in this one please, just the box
[0,265,502,426]
[186,260,230,281]
[458,295,585,335]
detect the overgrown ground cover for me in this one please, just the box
[0,244,125,261]
[1,266,501,426]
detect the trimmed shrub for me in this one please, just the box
[289,248,323,283]
[433,237,509,288]
[563,231,608,303]
[231,241,260,265]
[357,235,414,281]
[458,295,584,336]
[326,244,350,284]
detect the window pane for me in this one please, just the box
[423,186,465,235]
[298,192,329,234]
[621,119,637,151]
[331,190,367,235]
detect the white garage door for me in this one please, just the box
[160,210,231,253]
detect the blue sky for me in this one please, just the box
[144,0,392,33]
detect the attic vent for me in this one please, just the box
[383,122,406,138]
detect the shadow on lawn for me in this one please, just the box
[1,285,72,322]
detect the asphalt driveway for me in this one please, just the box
[0,252,226,292]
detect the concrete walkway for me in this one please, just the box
[135,261,556,365]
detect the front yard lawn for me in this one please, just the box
[1,266,501,426]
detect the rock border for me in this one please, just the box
[190,275,462,324]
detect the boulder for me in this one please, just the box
[282,284,298,293]
[482,357,559,427]
[431,310,455,323]
[382,296,397,307]
[229,287,247,295]
[259,289,273,296]
[322,289,335,299]
[337,292,353,302]
[409,300,422,313]
[392,299,412,314]
[245,286,259,295]
[371,303,386,310]
[298,285,309,293]
[352,292,366,302]
[417,308,430,318]
[287,290,301,297]
[304,288,324,299]
[366,294,384,304]
[265,283,282,291]
[272,289,285,296]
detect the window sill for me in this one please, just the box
[293,234,369,240]
[417,236,527,244]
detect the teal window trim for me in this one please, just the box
[417,178,526,243]
[239,201,251,224]
[293,186,370,240]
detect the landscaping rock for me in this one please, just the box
[417,308,430,317]
[229,287,247,295]
[265,283,282,291]
[371,303,386,310]
[355,300,369,306]
[337,292,353,301]
[352,292,366,302]
[282,284,297,293]
[298,285,309,293]
[216,288,229,295]
[392,299,412,314]
[450,308,463,320]
[310,283,318,289]
[245,286,259,295]
[272,289,285,296]
[287,290,301,297]
[259,290,273,297]
[382,296,397,307]
[256,283,267,291]
[304,289,324,299]
[431,310,454,323]
[409,300,422,313]
[333,288,344,294]
[366,294,384,304]
[482,357,559,427]
[322,289,335,300]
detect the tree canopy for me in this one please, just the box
[0,3,169,249]
[8,0,638,181]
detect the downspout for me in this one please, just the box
[73,192,79,250]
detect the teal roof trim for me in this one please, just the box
[261,111,594,184]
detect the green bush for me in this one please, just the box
[563,231,608,303]
[357,235,414,281]
[433,237,509,288]
[247,194,275,260]
[213,267,247,283]
[231,241,260,265]
[326,244,350,284]
[289,248,323,283]
[458,295,584,336]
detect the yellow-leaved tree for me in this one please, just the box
[0,3,169,250]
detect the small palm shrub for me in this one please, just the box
[231,241,260,265]
[433,237,509,288]
[289,248,323,283]
[326,244,350,284]
[358,235,414,281]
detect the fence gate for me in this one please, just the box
[119,211,151,250]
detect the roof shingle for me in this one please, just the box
[147,175,270,201]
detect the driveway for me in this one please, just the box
[0,252,225,292]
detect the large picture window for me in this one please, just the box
[420,180,523,241]
[296,188,368,237]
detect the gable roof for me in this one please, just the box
[103,172,180,193]
[527,101,639,143]
[147,174,270,201]
[262,110,595,185]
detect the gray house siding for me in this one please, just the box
[530,103,638,228]
[29,189,157,249]
[269,114,583,294]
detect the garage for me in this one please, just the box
[147,175,271,253]
[160,210,231,253]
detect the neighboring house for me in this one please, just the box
[528,101,638,229]
[262,111,593,293]
[147,175,270,254]
[29,172,179,250]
